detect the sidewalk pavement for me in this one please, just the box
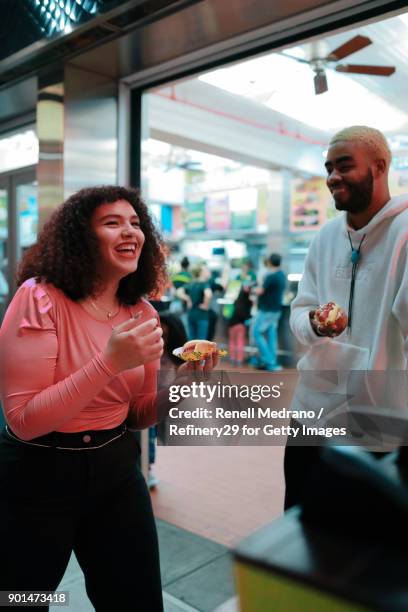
[51,519,236,612]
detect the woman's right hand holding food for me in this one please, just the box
[103,316,163,372]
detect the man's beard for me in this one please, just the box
[333,168,374,214]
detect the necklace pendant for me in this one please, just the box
[351,250,360,264]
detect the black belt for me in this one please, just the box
[4,422,127,451]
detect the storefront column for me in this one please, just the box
[37,81,64,231]
[266,173,285,261]
[280,169,293,270]
[64,65,118,198]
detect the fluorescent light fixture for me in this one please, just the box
[199,53,406,132]
[288,273,303,281]
[0,129,39,172]
[398,13,408,27]
[229,188,257,212]
[32,0,100,34]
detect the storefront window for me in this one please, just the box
[17,182,38,249]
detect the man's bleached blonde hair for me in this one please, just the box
[329,125,392,170]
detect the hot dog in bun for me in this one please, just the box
[173,339,228,362]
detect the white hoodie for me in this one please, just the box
[290,194,408,372]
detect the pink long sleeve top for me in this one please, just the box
[0,278,160,440]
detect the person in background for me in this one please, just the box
[206,269,225,342]
[148,243,172,313]
[159,312,189,368]
[171,256,192,289]
[252,253,286,371]
[228,284,253,367]
[224,260,256,367]
[178,263,213,340]
[148,312,188,486]
[170,256,193,324]
[240,260,257,285]
[0,186,218,612]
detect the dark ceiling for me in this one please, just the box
[0,0,195,85]
[0,1,112,61]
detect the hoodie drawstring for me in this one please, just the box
[347,232,366,332]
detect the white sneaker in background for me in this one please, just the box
[147,467,159,489]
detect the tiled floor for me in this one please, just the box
[150,444,285,548]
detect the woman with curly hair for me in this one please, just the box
[0,185,217,611]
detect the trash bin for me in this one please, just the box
[233,446,408,612]
[233,504,407,612]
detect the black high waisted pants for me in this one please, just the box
[0,424,163,612]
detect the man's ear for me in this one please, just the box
[374,158,387,178]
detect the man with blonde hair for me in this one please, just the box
[285,125,408,509]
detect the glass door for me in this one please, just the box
[16,174,39,256]
[0,167,37,317]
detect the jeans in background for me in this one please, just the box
[253,309,282,369]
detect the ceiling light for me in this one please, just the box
[398,13,408,27]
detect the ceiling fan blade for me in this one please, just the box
[327,35,372,61]
[278,51,310,64]
[336,64,396,76]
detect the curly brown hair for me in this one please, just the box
[18,185,168,304]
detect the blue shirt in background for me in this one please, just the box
[258,269,286,312]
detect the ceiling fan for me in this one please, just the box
[283,35,396,95]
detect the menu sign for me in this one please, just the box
[230,188,257,230]
[184,199,206,232]
[290,177,330,232]
[205,194,230,230]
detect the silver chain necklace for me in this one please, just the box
[90,299,121,320]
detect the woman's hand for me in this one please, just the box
[103,317,163,372]
[175,350,219,378]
